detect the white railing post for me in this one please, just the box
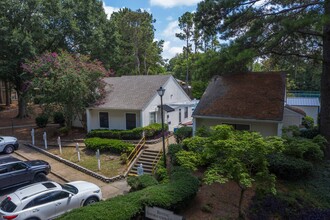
[96,149,100,170]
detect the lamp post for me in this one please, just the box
[157,86,166,168]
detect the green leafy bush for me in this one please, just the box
[58,127,70,136]
[268,153,313,180]
[127,175,158,192]
[35,114,48,128]
[175,150,200,171]
[53,112,65,126]
[168,144,183,165]
[300,127,320,139]
[86,123,166,140]
[58,168,199,220]
[84,138,134,154]
[302,116,314,129]
[284,138,324,162]
[195,125,211,137]
[174,126,193,143]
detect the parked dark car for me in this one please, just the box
[0,156,51,190]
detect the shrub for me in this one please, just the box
[35,114,48,128]
[195,125,211,137]
[127,175,158,192]
[53,112,65,126]
[120,153,128,164]
[84,138,134,154]
[248,192,330,219]
[58,127,70,136]
[284,138,324,161]
[302,116,314,129]
[175,150,200,171]
[268,153,313,180]
[174,126,193,143]
[300,127,320,139]
[86,123,166,140]
[58,168,199,220]
[282,125,300,138]
[168,144,183,165]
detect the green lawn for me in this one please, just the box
[47,146,126,177]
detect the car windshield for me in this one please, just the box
[61,184,78,194]
[0,197,17,212]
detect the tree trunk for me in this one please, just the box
[320,0,330,157]
[17,92,28,118]
[5,81,10,106]
[238,186,246,220]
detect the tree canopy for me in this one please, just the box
[22,51,109,128]
[193,0,330,154]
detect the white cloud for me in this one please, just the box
[162,41,183,60]
[102,2,120,19]
[150,0,201,8]
[166,16,173,21]
[162,20,180,38]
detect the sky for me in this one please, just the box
[102,0,202,60]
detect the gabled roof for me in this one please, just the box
[193,72,286,121]
[286,97,320,107]
[92,75,171,110]
[285,105,306,116]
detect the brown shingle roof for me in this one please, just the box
[193,72,286,121]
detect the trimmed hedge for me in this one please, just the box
[86,123,167,140]
[84,137,134,154]
[35,114,48,128]
[58,168,199,220]
[174,126,193,143]
[268,153,313,180]
[127,175,159,192]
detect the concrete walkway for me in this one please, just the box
[14,142,131,200]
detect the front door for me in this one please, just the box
[126,113,136,130]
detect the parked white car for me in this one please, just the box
[0,181,102,220]
[0,136,19,154]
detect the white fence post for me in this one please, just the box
[31,128,35,146]
[76,143,80,162]
[57,136,62,154]
[96,149,101,170]
[43,132,47,149]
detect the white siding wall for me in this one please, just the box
[282,108,303,128]
[292,106,319,125]
[142,77,192,131]
[195,118,279,137]
[87,109,141,131]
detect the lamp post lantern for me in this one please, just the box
[157,86,166,168]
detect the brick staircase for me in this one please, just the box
[128,149,162,176]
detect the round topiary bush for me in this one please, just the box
[35,114,49,128]
[53,112,65,126]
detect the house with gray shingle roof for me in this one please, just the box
[86,75,194,132]
[192,72,305,137]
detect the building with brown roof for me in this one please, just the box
[192,72,305,137]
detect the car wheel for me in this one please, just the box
[4,145,14,154]
[34,173,47,182]
[83,197,99,206]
